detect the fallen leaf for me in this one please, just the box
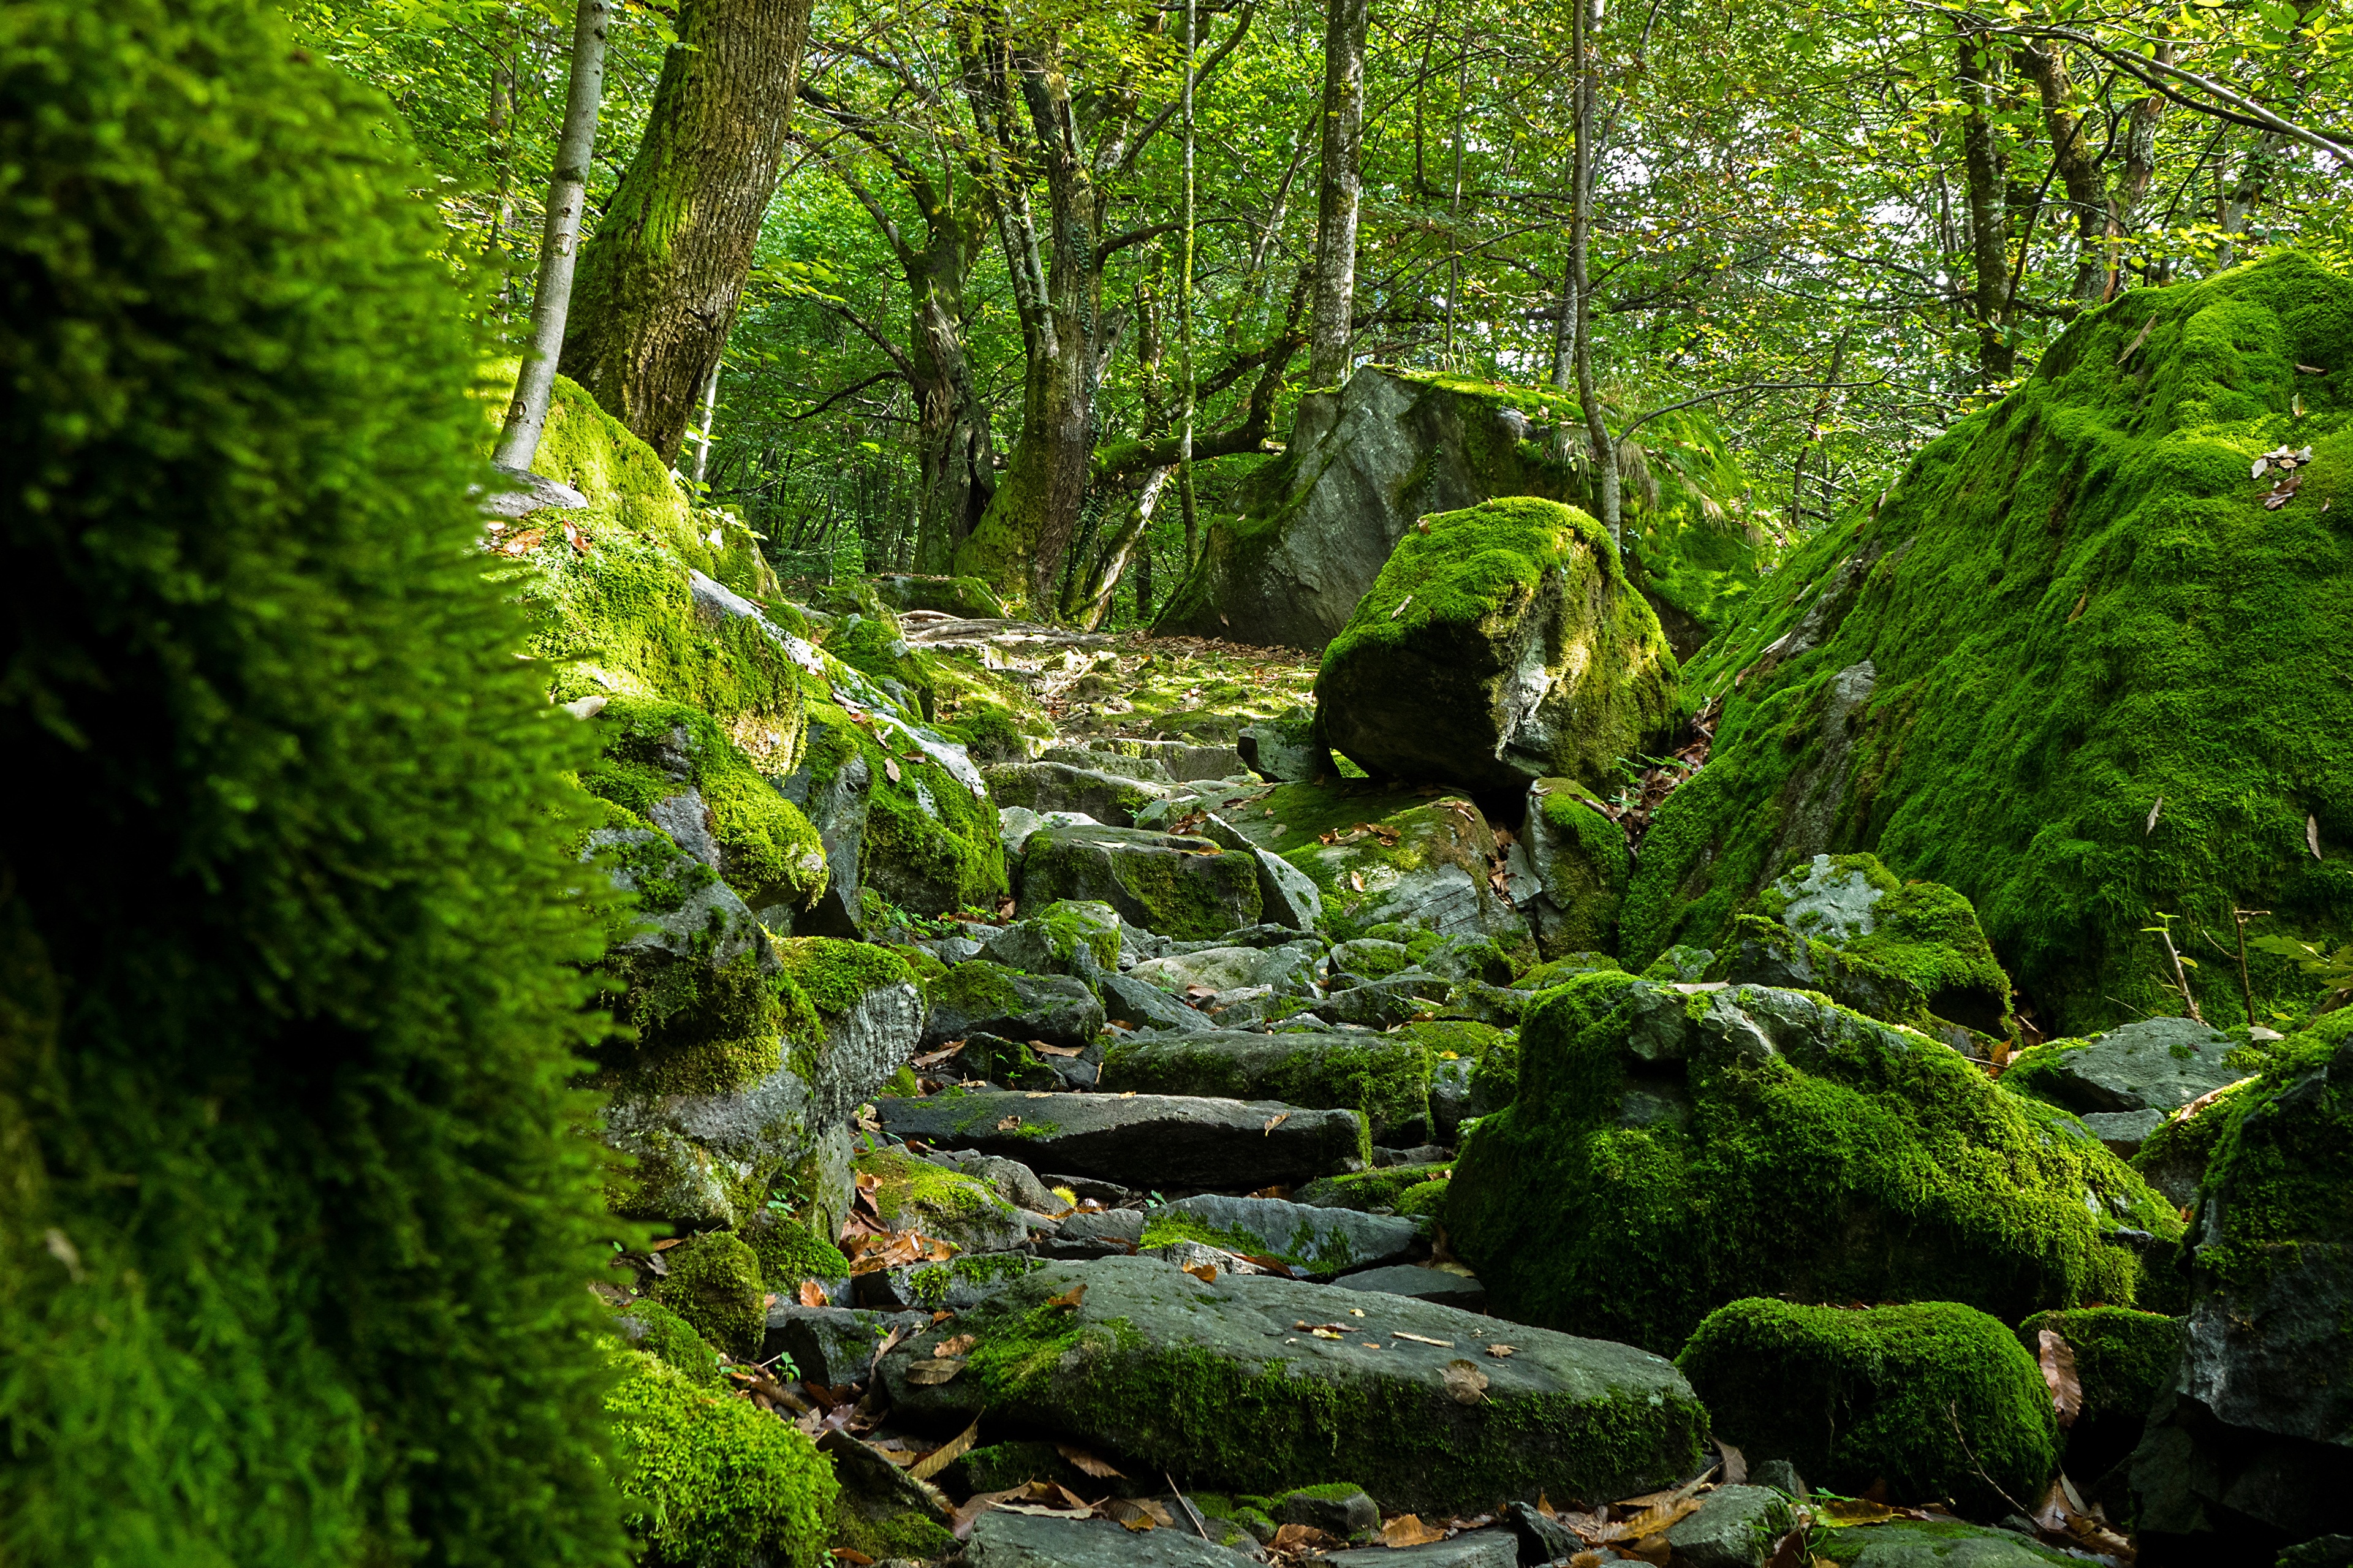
[1102,1497,1172,1531]
[996,1115,1023,1132]
[1270,1522,1339,1550]
[2309,814,2323,860]
[2145,795,2163,835]
[1183,1262,1218,1284]
[1383,1513,1448,1546]
[883,756,901,784]
[1393,1331,1454,1347]
[1057,1444,1125,1479]
[2037,1329,2083,1428]
[1763,1527,1808,1568]
[936,1333,977,1357]
[1537,1492,1559,1520]
[1390,594,1415,620]
[1717,1438,1749,1484]
[2116,313,2156,366]
[1817,1499,1901,1526]
[798,1280,828,1308]
[2298,363,2328,374]
[1485,1343,1516,1357]
[2294,393,2306,417]
[833,1549,876,1565]
[1044,1284,1086,1311]
[2255,456,2271,480]
[1599,1498,1704,1542]
[1347,870,1365,893]
[911,1417,980,1482]
[903,1357,964,1385]
[1031,1042,1082,1057]
[1248,1184,1291,1201]
[1442,1359,1490,1404]
[1262,1112,1290,1134]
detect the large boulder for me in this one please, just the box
[1100,1028,1433,1136]
[876,1090,1365,1189]
[1017,824,1263,939]
[1620,253,2353,1037]
[1447,972,2181,1354]
[2004,1015,2244,1153]
[879,1254,1708,1515]
[1521,778,1631,959]
[2129,1018,2353,1556]
[1286,792,1527,944]
[1314,498,1677,794]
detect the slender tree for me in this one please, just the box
[1306,0,1369,386]
[559,0,816,463]
[492,0,611,472]
[1567,0,1621,545]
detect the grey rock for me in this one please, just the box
[1428,1058,1475,1142]
[1313,973,1452,1029]
[1158,1193,1423,1274]
[762,1304,930,1384]
[2081,1108,2169,1156]
[1520,775,1630,960]
[1208,923,1327,951]
[1334,1264,1487,1311]
[876,1090,1365,1189]
[1505,1499,1582,1562]
[1747,1458,1808,1498]
[980,901,1123,982]
[1419,934,1517,987]
[1254,846,1325,931]
[1640,944,1716,983]
[1018,823,1264,941]
[1822,1521,2077,1568]
[987,760,1166,827]
[2023,1016,2243,1115]
[1330,939,1417,985]
[922,961,1105,1050]
[1040,745,1176,784]
[1099,971,1217,1034]
[1323,1532,1520,1567]
[968,1508,1254,1567]
[1435,979,1528,1028]
[1269,1485,1378,1536]
[775,738,875,937]
[1099,1028,1431,1137]
[1129,945,1320,998]
[921,1148,1064,1216]
[1664,1485,1793,1568]
[853,1253,1046,1311]
[1239,718,1334,783]
[818,1428,957,1555]
[480,462,589,517]
[1044,1207,1147,1259]
[1077,737,1251,784]
[1772,854,1887,942]
[881,1255,1707,1517]
[1295,795,1528,944]
[999,805,1045,860]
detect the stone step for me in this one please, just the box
[876,1089,1363,1190]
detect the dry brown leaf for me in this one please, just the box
[1347,870,1365,892]
[1031,1042,1082,1058]
[910,1417,980,1483]
[903,1357,964,1386]
[1056,1444,1125,1479]
[1442,1359,1490,1405]
[2037,1329,2083,1428]
[1183,1262,1218,1284]
[1101,1496,1172,1531]
[798,1280,827,1308]
[882,756,901,784]
[1247,1184,1291,1201]
[1044,1283,1087,1311]
[936,1333,977,1357]
[649,1237,686,1251]
[1536,1492,1559,1521]
[1262,1112,1290,1134]
[1382,1513,1447,1547]
[2116,312,2156,366]
[1716,1438,1748,1485]
[1393,1331,1453,1347]
[833,1548,876,1566]
[1484,1342,1516,1358]
[995,1115,1023,1132]
[1269,1522,1338,1551]
[1762,1526,1808,1568]
[1817,1499,1901,1526]
[1596,1498,1703,1543]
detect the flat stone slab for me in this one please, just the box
[880,1255,1707,1517]
[1324,1532,1519,1567]
[966,1507,1251,1566]
[1158,1192,1422,1274]
[1129,944,1320,996]
[1099,1029,1430,1135]
[1333,1264,1488,1312]
[922,961,1105,1051]
[985,761,1167,827]
[2015,1015,2243,1113]
[1826,1521,2081,1568]
[1017,824,1264,941]
[876,1091,1364,1189]
[1099,971,1216,1035]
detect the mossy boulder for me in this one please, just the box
[1623,253,2353,1037]
[977,899,1123,980]
[1523,778,1631,959]
[1447,972,2181,1354]
[2003,1015,2243,1120]
[1100,1028,1433,1135]
[854,1146,1025,1254]
[1746,854,2014,1039]
[879,1254,1708,1515]
[985,759,1164,827]
[617,1298,725,1388]
[607,1352,836,1568]
[920,959,1105,1050]
[656,1231,767,1359]
[2017,1306,2179,1475]
[1315,497,1677,793]
[1143,1193,1423,1276]
[1017,823,1263,940]
[868,572,1009,618]
[1678,1298,2059,1515]
[1281,790,1527,944]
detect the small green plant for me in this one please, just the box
[2249,932,2353,1012]
[2141,912,2205,1023]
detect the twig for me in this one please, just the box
[1166,1472,1212,1540]
[1947,1400,2031,1518]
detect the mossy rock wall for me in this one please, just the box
[1623,254,2353,1037]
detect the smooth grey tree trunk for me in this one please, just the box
[493,0,611,472]
[1306,0,1368,387]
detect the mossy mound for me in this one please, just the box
[1624,253,2353,1037]
[1525,778,1633,958]
[657,1232,767,1360]
[744,1212,851,1295]
[607,1352,836,1568]
[1447,972,2180,1353]
[793,697,1008,919]
[1099,1031,1433,1137]
[854,1146,1021,1252]
[1679,1298,2058,1515]
[1316,496,1677,793]
[2015,1306,2179,1425]
[619,1299,725,1388]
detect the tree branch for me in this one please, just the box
[782,369,908,420]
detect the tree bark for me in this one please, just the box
[559,0,814,464]
[2015,42,2109,305]
[2216,132,2289,268]
[492,0,610,472]
[1306,0,1368,387]
[1956,27,2015,384]
[1569,0,1621,545]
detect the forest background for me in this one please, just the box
[297,0,2353,623]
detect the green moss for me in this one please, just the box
[619,1299,725,1388]
[1449,975,2180,1353]
[1099,1034,1431,1136]
[2191,1025,2353,1294]
[824,1494,957,1563]
[656,1232,767,1359]
[1623,254,2353,1037]
[607,1352,835,1568]
[855,1146,1015,1233]
[1533,782,1634,955]
[904,1252,1043,1308]
[1141,1211,1297,1267]
[1848,879,2014,1037]
[1035,900,1125,972]
[1679,1298,2058,1515]
[2014,1306,2179,1424]
[1394,1178,1452,1220]
[744,1214,850,1291]
[1517,953,1626,990]
[772,937,911,1014]
[1295,1163,1457,1211]
[582,695,827,910]
[798,700,1007,917]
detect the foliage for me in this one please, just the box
[606,1352,836,1568]
[0,1,630,1561]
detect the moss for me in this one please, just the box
[582,695,827,910]
[2189,1024,2353,1294]
[1394,1178,1452,1221]
[1448,974,2181,1353]
[903,1252,1043,1308]
[1099,1033,1432,1136]
[799,699,1008,917]
[607,1352,835,1568]
[2014,1306,2179,1424]
[1532,782,1634,955]
[885,942,949,987]
[824,1494,957,1563]
[656,1232,767,1359]
[855,1146,1015,1233]
[1517,953,1626,989]
[1034,900,1124,972]
[1812,1521,2078,1566]
[744,1214,850,1292]
[1025,831,1261,941]
[772,937,912,1015]
[936,1278,1708,1511]
[1295,1163,1457,1211]
[1679,1298,2058,1515]
[1141,1211,1303,1268]
[2129,1078,2254,1194]
[1847,879,2013,1037]
[1317,497,1677,791]
[1623,253,2353,1037]
[618,1299,726,1388]
[926,958,1028,1018]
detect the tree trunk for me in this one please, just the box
[908,220,998,572]
[689,360,719,487]
[2015,43,2109,306]
[2103,53,2167,298]
[1956,27,2015,384]
[1306,0,1369,387]
[559,0,814,464]
[2216,132,2290,268]
[1067,467,1173,627]
[492,0,610,472]
[1569,0,1620,546]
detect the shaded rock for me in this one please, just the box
[1153,1193,1422,1274]
[1099,970,1218,1034]
[1322,1532,1519,1567]
[879,1255,1708,1516]
[876,1090,1365,1189]
[1040,744,1176,784]
[979,900,1124,981]
[1523,778,1631,960]
[1130,945,1320,998]
[2006,1016,2243,1116]
[1664,1485,1793,1568]
[1312,973,1452,1029]
[1018,824,1264,940]
[967,1508,1253,1567]
[1101,1028,1431,1136]
[987,760,1165,827]
[852,1252,1046,1312]
[763,1303,931,1385]
[1043,1207,1146,1260]
[922,960,1105,1050]
[1290,795,1527,943]
[1330,939,1417,985]
[1825,1522,2081,1568]
[1252,845,1325,931]
[1747,1459,1807,1498]
[1240,716,1335,783]
[817,1429,958,1564]
[1268,1483,1379,1537]
[857,1145,1026,1253]
[2081,1108,2169,1157]
[1333,1264,1487,1311]
[1315,498,1675,793]
[1448,972,2180,1352]
[1506,1499,1582,1562]
[868,571,1009,618]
